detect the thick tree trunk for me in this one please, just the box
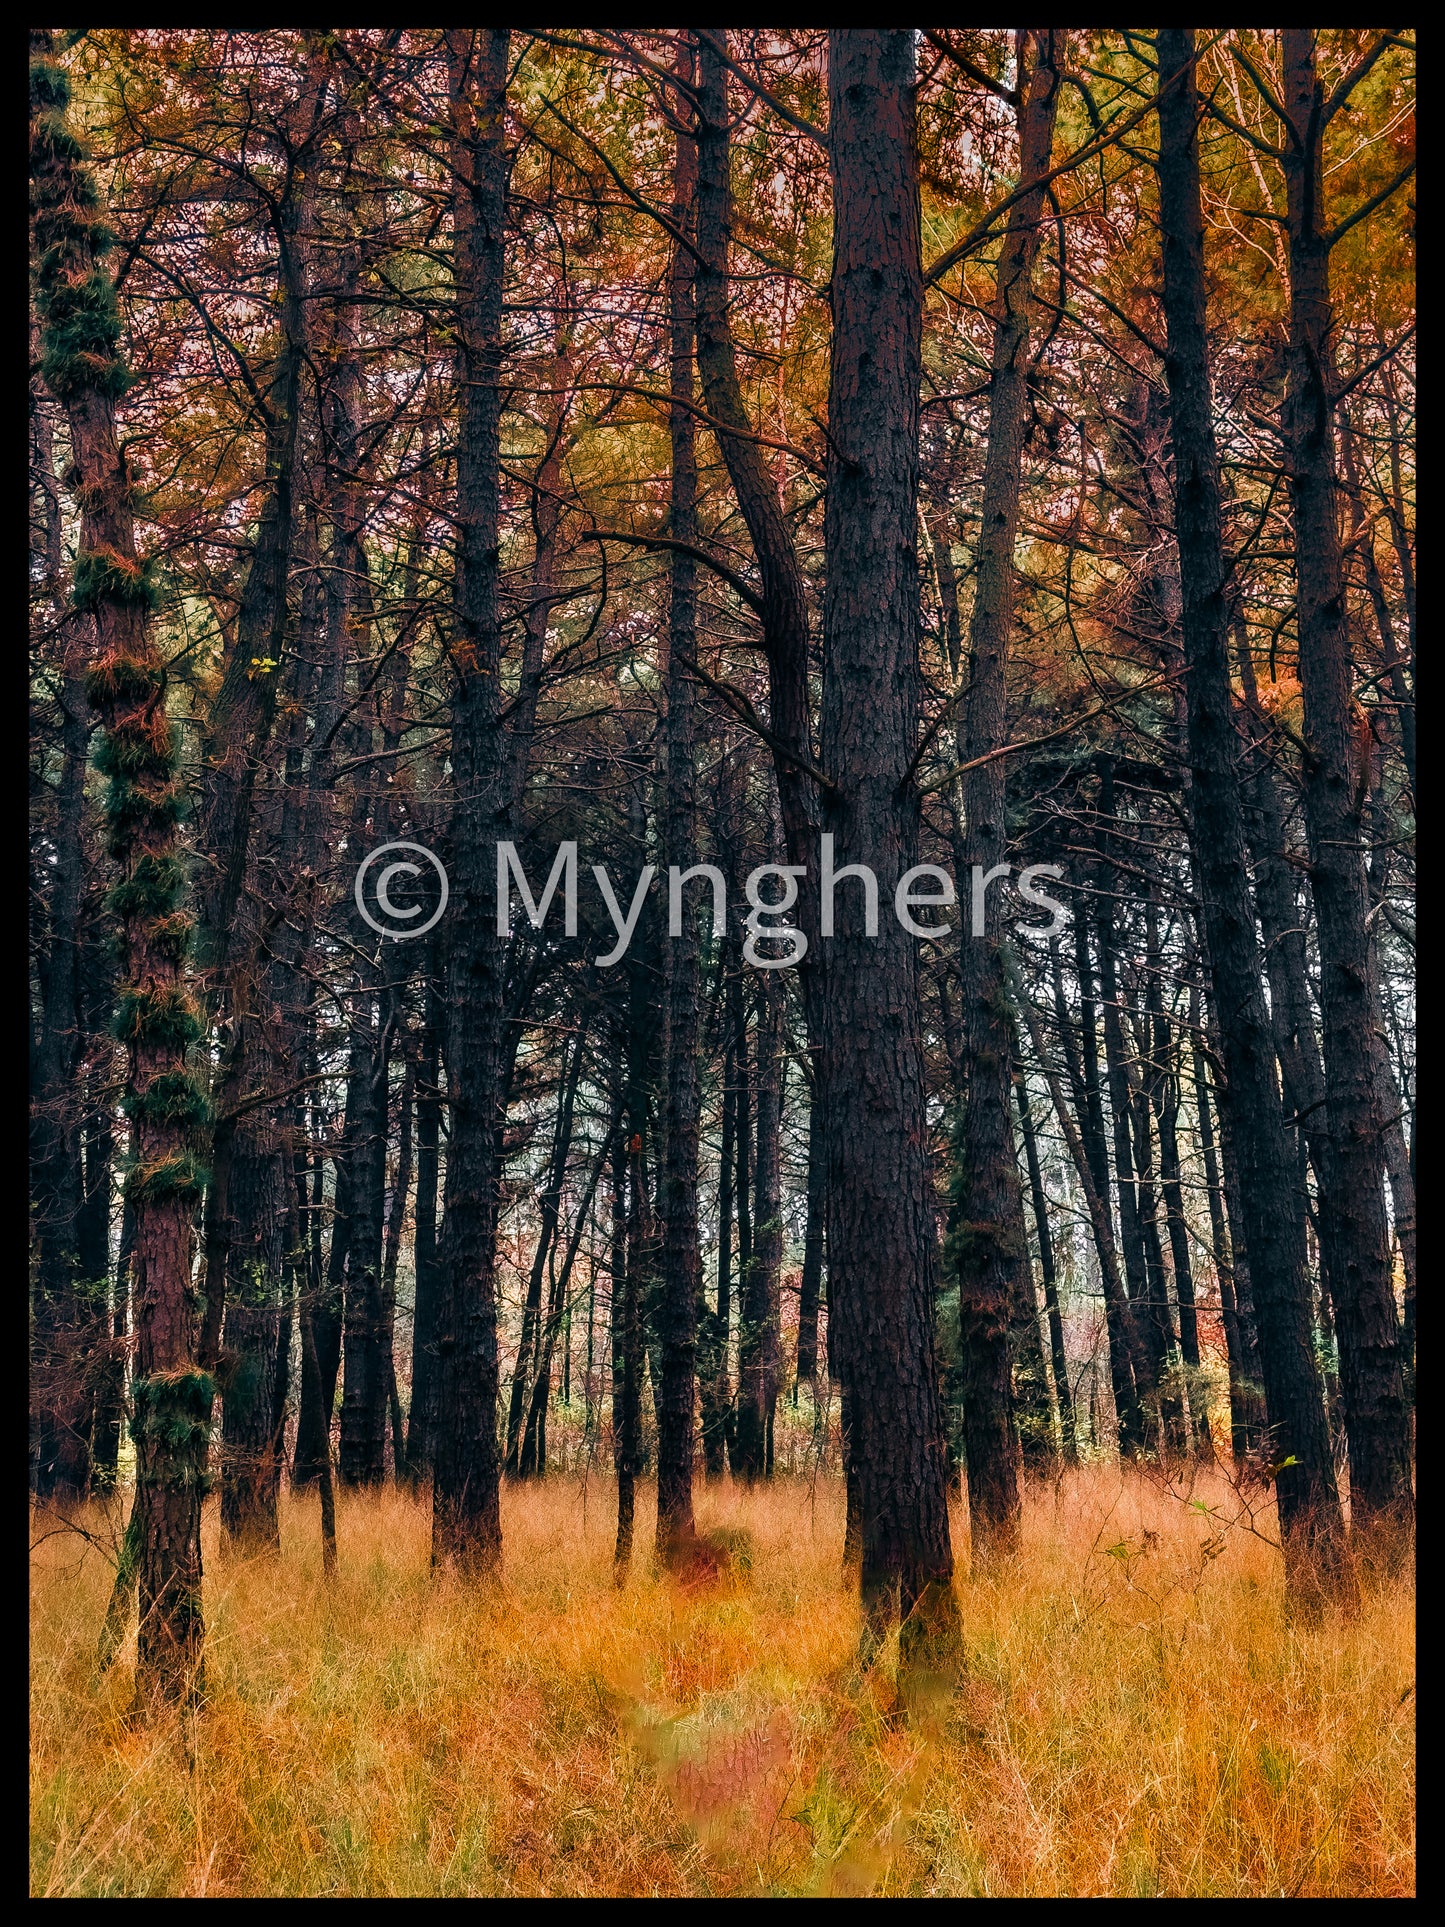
[1157,30,1352,1611]
[821,30,959,1665]
[32,38,212,1701]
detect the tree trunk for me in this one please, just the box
[737,976,782,1481]
[1189,989,1258,1463]
[431,28,511,1573]
[795,1091,826,1387]
[406,960,444,1478]
[32,38,211,1700]
[1013,953,1138,1468]
[1278,28,1412,1559]
[217,1105,287,1548]
[700,992,735,1478]
[656,49,702,1560]
[1156,29,1352,1611]
[30,648,96,1501]
[953,26,1063,1557]
[1053,925,1145,1452]
[821,29,959,1665]
[1014,1067,1075,1460]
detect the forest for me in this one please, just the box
[29,26,1414,1898]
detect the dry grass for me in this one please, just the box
[30,1468,1414,1897]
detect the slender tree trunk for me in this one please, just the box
[1278,29,1412,1559]
[339,974,391,1488]
[695,32,817,883]
[700,1004,735,1478]
[726,957,752,1477]
[1014,1068,1075,1460]
[795,1091,826,1387]
[1013,954,1138,1469]
[381,1051,414,1478]
[524,1106,616,1476]
[1150,1002,1212,1457]
[737,976,782,1481]
[1338,409,1414,798]
[406,961,444,1478]
[218,1110,287,1548]
[1190,991,1257,1462]
[613,1083,646,1579]
[953,26,1063,1557]
[1053,927,1144,1451]
[656,48,702,1560]
[1157,29,1352,1611]
[1094,853,1166,1450]
[510,1026,584,1473]
[432,28,511,1573]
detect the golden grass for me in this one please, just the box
[30,1468,1413,1897]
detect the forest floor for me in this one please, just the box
[31,1466,1413,1897]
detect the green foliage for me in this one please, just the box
[122,1069,211,1130]
[113,980,202,1049]
[28,54,71,113]
[74,549,160,615]
[104,778,185,851]
[124,1151,209,1206]
[30,50,131,401]
[39,277,131,402]
[108,853,187,921]
[94,724,178,780]
[130,1369,216,1484]
[84,652,164,709]
[147,911,196,963]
